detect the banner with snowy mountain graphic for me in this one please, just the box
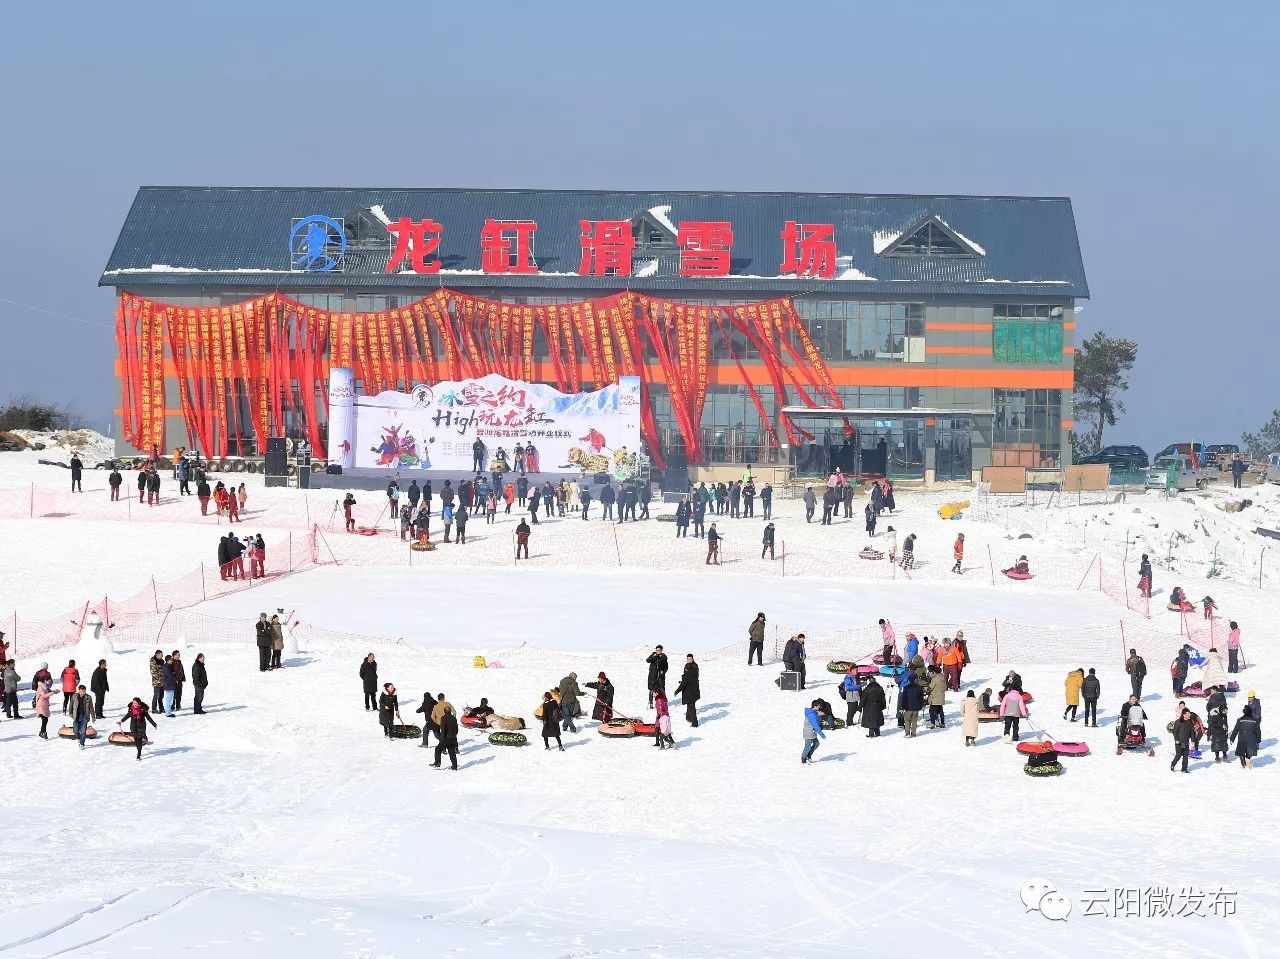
[350,374,641,474]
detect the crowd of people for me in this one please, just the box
[215,532,268,580]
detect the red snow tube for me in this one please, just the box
[1167,601,1194,612]
[1016,741,1055,755]
[1019,740,1089,757]
[461,714,490,728]
[598,720,636,737]
[1021,692,1035,704]
[1003,569,1034,580]
[356,526,380,536]
[632,721,657,736]
[978,710,1001,723]
[1181,683,1209,698]
[855,664,880,676]
[872,653,903,666]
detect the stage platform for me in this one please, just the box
[305,466,614,494]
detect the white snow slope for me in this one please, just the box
[0,457,1275,957]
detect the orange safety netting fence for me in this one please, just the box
[1,529,320,658]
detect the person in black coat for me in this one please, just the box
[70,454,83,492]
[1173,646,1190,695]
[90,659,109,719]
[121,697,158,761]
[673,655,701,727]
[782,634,807,689]
[585,672,615,722]
[639,483,652,519]
[433,706,459,769]
[674,497,691,537]
[1138,554,1153,597]
[253,613,272,671]
[859,677,886,736]
[191,653,208,714]
[1081,667,1101,727]
[413,692,439,748]
[1206,688,1229,761]
[899,677,925,737]
[359,654,378,710]
[1170,708,1195,772]
[378,683,400,737]
[540,692,563,750]
[1230,705,1261,768]
[645,645,668,707]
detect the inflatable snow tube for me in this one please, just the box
[1023,760,1064,777]
[58,725,97,740]
[1002,570,1034,580]
[828,717,847,730]
[356,527,380,536]
[858,548,885,561]
[461,714,490,729]
[409,541,437,552]
[978,710,1001,723]
[489,715,526,731]
[488,731,528,747]
[388,724,421,739]
[598,720,636,738]
[1167,602,1195,613]
[1051,741,1090,756]
[632,721,658,737]
[1180,683,1209,698]
[1021,692,1035,704]
[878,665,902,676]
[938,500,970,520]
[872,653,903,666]
[1016,741,1056,756]
[827,660,857,674]
[108,731,144,746]
[854,664,880,676]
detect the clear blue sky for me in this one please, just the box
[2,1,1276,453]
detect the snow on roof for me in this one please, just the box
[872,230,901,255]
[102,265,286,275]
[933,215,986,256]
[368,204,392,226]
[647,205,678,235]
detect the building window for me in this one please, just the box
[793,301,924,363]
[880,219,981,257]
[993,388,1062,467]
[993,305,1064,364]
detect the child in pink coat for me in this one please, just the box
[654,691,675,749]
[34,680,52,740]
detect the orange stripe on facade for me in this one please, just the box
[925,346,990,356]
[118,361,1073,396]
[1062,346,1075,354]
[1063,322,1077,330]
[924,323,992,332]
[1061,420,1075,429]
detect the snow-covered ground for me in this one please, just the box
[0,454,1276,957]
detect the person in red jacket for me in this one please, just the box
[60,659,80,715]
[952,533,964,574]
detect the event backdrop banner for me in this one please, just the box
[334,373,642,474]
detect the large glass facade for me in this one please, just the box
[793,301,925,362]
[992,304,1064,364]
[993,388,1062,467]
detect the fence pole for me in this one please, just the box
[1119,619,1127,664]
[612,525,622,567]
[152,577,159,615]
[780,540,786,578]
[993,618,1000,662]
[987,545,996,587]
[29,482,34,519]
[1262,548,1267,590]
[288,532,293,570]
[155,605,174,645]
[201,565,207,602]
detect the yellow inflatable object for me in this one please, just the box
[473,655,487,669]
[938,500,970,519]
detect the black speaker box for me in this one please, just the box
[264,475,289,488]
[326,464,343,475]
[266,437,287,454]
[265,451,287,476]
[775,671,800,692]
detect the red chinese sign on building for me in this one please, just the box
[480,219,539,274]
[779,221,837,278]
[579,220,635,276]
[378,212,843,277]
[386,217,443,274]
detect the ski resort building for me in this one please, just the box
[101,187,1088,483]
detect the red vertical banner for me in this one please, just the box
[598,295,619,386]
[560,305,580,393]
[427,293,458,380]
[164,308,194,450]
[779,299,840,407]
[149,303,166,455]
[179,308,205,454]
[693,307,710,431]
[538,306,567,391]
[410,302,434,384]
[220,307,238,452]
[137,301,155,453]
[715,310,779,449]
[208,308,227,456]
[256,306,271,445]
[115,297,136,446]
[637,297,697,460]
[520,306,535,383]
[197,308,215,454]
[352,313,372,395]
[388,309,406,390]
[377,311,394,393]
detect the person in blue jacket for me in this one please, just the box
[904,634,920,663]
[802,701,826,764]
[841,670,862,726]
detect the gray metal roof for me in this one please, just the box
[100,186,1089,298]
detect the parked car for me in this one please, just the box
[1077,444,1148,471]
[1146,453,1219,491]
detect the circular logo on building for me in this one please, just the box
[290,215,347,273]
[410,384,435,408]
